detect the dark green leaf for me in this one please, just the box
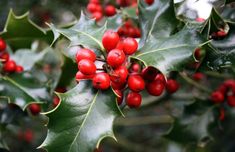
[40,81,122,152]
[0,10,53,50]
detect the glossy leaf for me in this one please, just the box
[40,81,122,152]
[49,12,106,52]
[0,10,53,50]
[138,0,180,47]
[134,27,204,75]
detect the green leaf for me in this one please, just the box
[0,73,50,109]
[121,7,138,20]
[134,27,204,75]
[11,48,49,71]
[40,81,122,152]
[49,12,106,52]
[164,100,215,147]
[106,14,123,31]
[138,0,181,47]
[0,10,53,50]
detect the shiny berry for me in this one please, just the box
[194,48,201,60]
[126,92,142,108]
[145,0,154,5]
[76,71,95,80]
[217,30,227,37]
[166,79,179,93]
[92,12,103,21]
[195,17,205,22]
[53,96,60,107]
[29,103,41,115]
[227,95,235,107]
[24,129,34,143]
[141,66,158,82]
[3,60,16,73]
[130,63,141,73]
[111,81,126,90]
[110,66,128,83]
[105,5,116,17]
[102,30,120,52]
[76,48,96,62]
[123,38,138,55]
[87,3,97,13]
[0,52,10,63]
[78,59,97,75]
[92,73,110,90]
[89,0,100,4]
[155,73,166,84]
[211,91,224,103]
[115,40,124,50]
[0,38,6,52]
[107,49,126,68]
[15,65,24,73]
[146,80,165,96]
[192,72,204,81]
[128,75,145,92]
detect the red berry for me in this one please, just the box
[217,84,227,94]
[128,75,145,92]
[166,79,179,93]
[211,91,224,103]
[76,71,95,80]
[76,48,96,63]
[145,0,154,5]
[217,30,227,37]
[92,73,110,90]
[227,95,235,107]
[155,73,166,84]
[92,12,103,22]
[105,5,116,17]
[102,30,120,52]
[53,96,60,107]
[55,87,67,93]
[24,129,34,143]
[224,79,235,89]
[114,90,123,105]
[192,72,204,81]
[122,38,138,55]
[29,103,41,115]
[110,66,128,83]
[127,27,136,37]
[219,108,225,121]
[130,63,141,73]
[195,17,205,22]
[126,92,142,108]
[15,65,24,73]
[0,52,10,63]
[78,59,97,75]
[115,40,124,50]
[3,60,16,73]
[146,80,165,96]
[0,38,6,52]
[87,3,97,13]
[89,0,100,4]
[194,48,201,60]
[134,28,141,38]
[111,81,126,90]
[141,66,158,82]
[107,49,126,68]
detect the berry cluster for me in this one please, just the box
[211,79,235,107]
[117,0,154,7]
[75,30,179,108]
[87,0,117,22]
[0,38,24,73]
[118,19,141,38]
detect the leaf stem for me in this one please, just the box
[96,57,106,62]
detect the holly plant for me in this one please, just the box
[0,0,235,152]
